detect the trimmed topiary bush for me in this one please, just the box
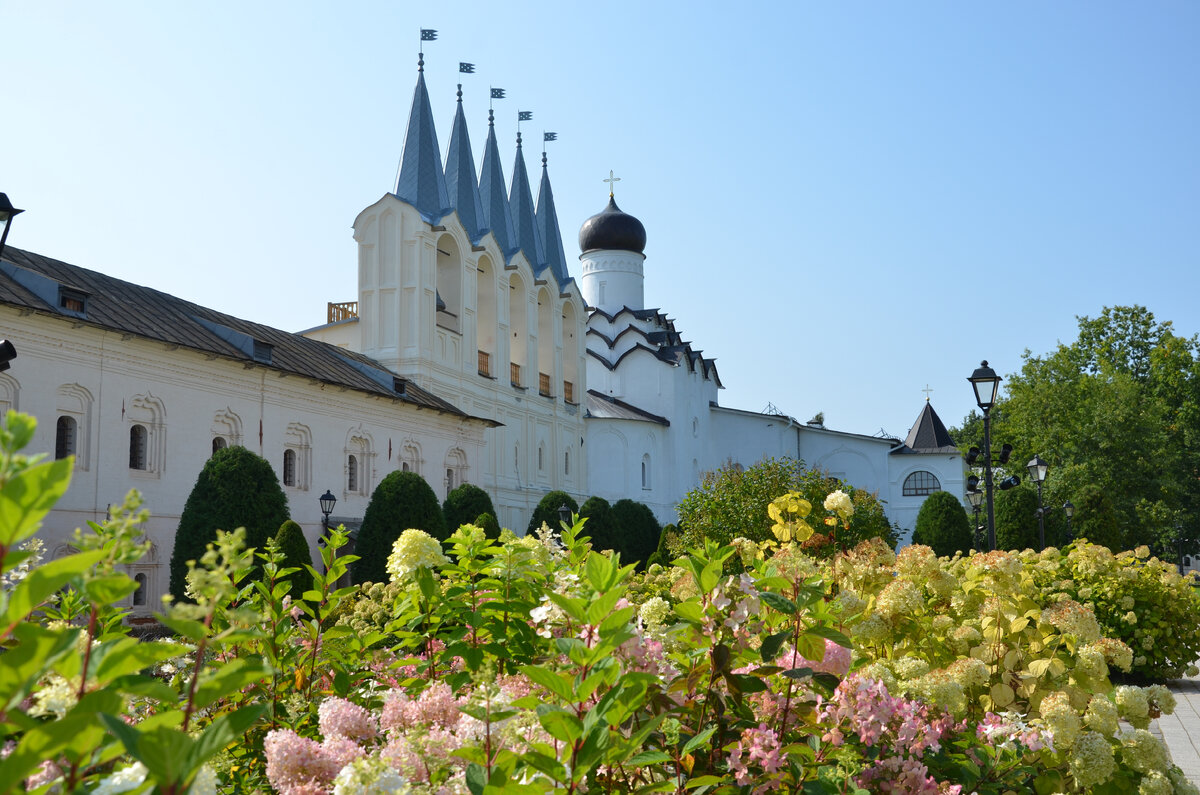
[474,511,501,539]
[527,490,579,535]
[274,519,315,600]
[995,485,1039,550]
[911,490,973,557]
[579,496,617,552]
[352,470,446,584]
[443,483,496,535]
[611,498,662,569]
[169,446,290,601]
[645,523,680,568]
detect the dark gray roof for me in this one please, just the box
[536,152,571,288]
[393,60,453,224]
[0,247,495,425]
[585,389,670,425]
[586,306,722,387]
[508,133,546,272]
[444,87,487,243]
[478,110,518,260]
[893,401,958,454]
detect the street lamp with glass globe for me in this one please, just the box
[967,361,1003,551]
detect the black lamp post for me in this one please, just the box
[1026,454,1049,549]
[557,503,572,528]
[968,361,1003,551]
[0,193,23,263]
[966,488,984,549]
[319,489,337,575]
[1063,500,1075,540]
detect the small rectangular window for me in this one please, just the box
[59,288,88,315]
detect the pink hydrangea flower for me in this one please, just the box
[318,697,378,742]
[264,728,341,793]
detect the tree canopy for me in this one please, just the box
[911,491,973,557]
[527,491,579,535]
[352,471,446,584]
[952,306,1200,556]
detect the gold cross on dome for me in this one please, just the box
[603,170,620,197]
[922,384,934,401]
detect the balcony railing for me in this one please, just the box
[478,350,491,377]
[563,380,575,404]
[539,372,552,397]
[327,301,358,323]
[510,362,522,387]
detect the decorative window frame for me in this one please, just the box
[400,438,422,476]
[56,383,93,471]
[126,393,167,478]
[211,407,244,450]
[125,542,158,616]
[902,470,942,497]
[284,422,312,491]
[0,372,19,415]
[344,427,374,498]
[444,448,468,496]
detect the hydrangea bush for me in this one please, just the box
[4,407,1200,794]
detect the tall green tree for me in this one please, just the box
[352,470,446,584]
[677,458,804,548]
[952,306,1200,555]
[169,446,290,601]
[274,519,315,600]
[579,496,617,552]
[610,498,662,569]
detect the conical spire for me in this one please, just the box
[536,151,571,286]
[393,52,452,223]
[903,402,958,452]
[478,109,518,260]
[444,84,487,242]
[509,132,545,272]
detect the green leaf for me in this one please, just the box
[684,775,723,788]
[536,705,584,743]
[674,600,704,624]
[681,725,717,756]
[808,625,852,648]
[584,550,614,591]
[782,666,815,680]
[1,549,105,632]
[191,657,269,711]
[83,574,138,605]
[187,704,268,770]
[95,639,191,683]
[795,631,825,662]
[520,665,577,703]
[585,588,622,626]
[0,623,78,711]
[157,615,209,642]
[699,560,722,593]
[546,591,588,623]
[628,750,673,765]
[0,457,73,547]
[465,762,486,795]
[760,629,791,661]
[101,715,195,787]
[760,592,799,615]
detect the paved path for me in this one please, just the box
[1155,672,1200,784]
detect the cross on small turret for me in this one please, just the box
[604,170,620,197]
[922,384,934,401]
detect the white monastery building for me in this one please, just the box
[2,52,962,612]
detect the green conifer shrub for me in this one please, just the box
[995,485,1040,550]
[474,511,502,539]
[1071,483,1123,550]
[443,483,496,534]
[646,523,680,568]
[911,490,973,557]
[579,496,617,552]
[169,446,290,601]
[352,470,446,584]
[611,498,662,569]
[274,519,315,600]
[527,490,579,535]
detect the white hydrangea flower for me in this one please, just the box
[92,763,148,795]
[386,529,450,582]
[333,756,410,794]
[29,674,77,719]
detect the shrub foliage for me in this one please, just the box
[169,445,289,600]
[442,483,495,534]
[352,470,446,584]
[527,490,579,534]
[274,519,315,600]
[610,498,662,568]
[912,490,973,556]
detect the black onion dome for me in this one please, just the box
[578,197,646,254]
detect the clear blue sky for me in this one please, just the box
[4,2,1198,440]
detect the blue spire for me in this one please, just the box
[478,108,518,260]
[393,52,452,223]
[444,84,487,242]
[536,150,571,286]
[509,132,546,272]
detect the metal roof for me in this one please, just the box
[0,247,494,425]
[393,60,453,224]
[444,87,487,243]
[585,389,670,425]
[508,133,546,273]
[893,401,958,454]
[478,110,518,260]
[536,152,572,287]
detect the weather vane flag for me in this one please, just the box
[420,29,437,41]
[459,62,475,73]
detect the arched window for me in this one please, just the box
[129,425,148,470]
[641,454,652,490]
[55,416,77,460]
[283,449,296,487]
[564,450,570,476]
[402,461,410,472]
[347,455,358,493]
[538,445,545,471]
[133,573,147,606]
[903,470,941,496]
[446,468,455,492]
[212,437,227,455]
